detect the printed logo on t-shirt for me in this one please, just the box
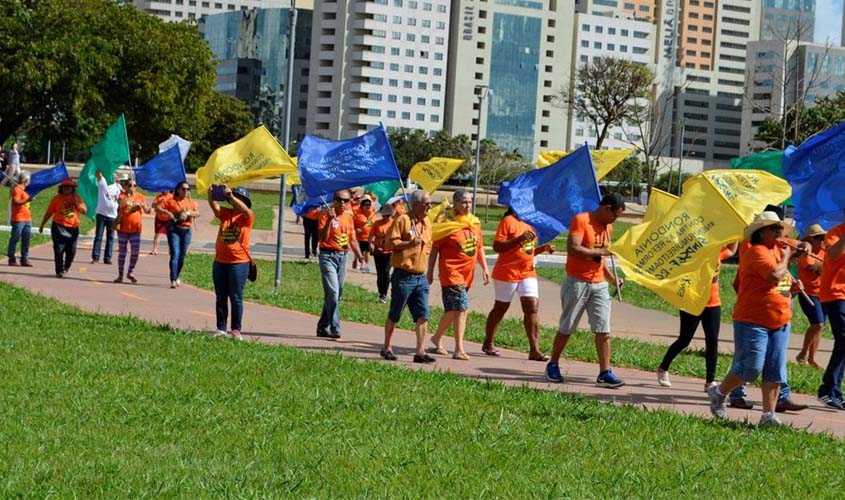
[335,231,350,249]
[775,275,792,297]
[61,200,75,219]
[457,229,478,257]
[521,238,536,255]
[221,223,242,244]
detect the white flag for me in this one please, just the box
[158,134,192,162]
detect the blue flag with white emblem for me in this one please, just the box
[498,145,601,245]
[26,162,70,199]
[297,126,401,199]
[134,146,187,193]
[783,121,845,233]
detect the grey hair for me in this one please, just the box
[409,189,429,206]
[452,189,471,205]
[17,171,30,184]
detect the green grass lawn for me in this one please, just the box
[180,256,825,395]
[1,280,844,496]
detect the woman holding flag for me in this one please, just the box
[426,190,490,360]
[39,178,87,278]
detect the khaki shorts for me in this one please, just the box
[558,276,611,335]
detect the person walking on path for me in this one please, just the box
[482,208,554,361]
[7,171,32,267]
[0,142,20,188]
[150,190,172,256]
[545,193,626,388]
[369,203,395,303]
[207,185,254,340]
[90,170,123,265]
[39,178,87,278]
[113,180,150,283]
[353,197,376,273]
[426,190,490,360]
[707,212,806,425]
[818,214,845,409]
[796,224,827,368]
[317,189,363,339]
[657,243,738,390]
[158,181,200,288]
[380,190,434,363]
[302,207,319,260]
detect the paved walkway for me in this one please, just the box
[2,228,844,437]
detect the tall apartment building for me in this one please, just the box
[760,0,814,41]
[200,7,313,142]
[305,1,451,140]
[131,0,304,22]
[568,12,656,151]
[444,0,572,162]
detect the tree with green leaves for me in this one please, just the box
[187,93,255,172]
[755,94,845,149]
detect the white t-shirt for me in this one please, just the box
[96,176,122,218]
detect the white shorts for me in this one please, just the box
[493,277,539,302]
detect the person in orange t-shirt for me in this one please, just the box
[7,171,33,267]
[482,207,554,361]
[317,189,363,339]
[353,197,377,273]
[113,180,151,284]
[546,193,626,388]
[426,190,490,360]
[159,181,201,288]
[369,203,395,302]
[657,243,738,390]
[818,216,845,408]
[207,185,254,340]
[39,177,87,278]
[796,224,827,368]
[302,207,320,259]
[150,190,172,255]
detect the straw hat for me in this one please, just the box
[744,211,786,240]
[117,173,131,182]
[803,224,826,240]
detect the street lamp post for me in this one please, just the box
[472,86,491,213]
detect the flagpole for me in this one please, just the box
[274,0,297,288]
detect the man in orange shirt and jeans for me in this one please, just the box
[818,212,845,409]
[7,171,32,266]
[546,193,625,387]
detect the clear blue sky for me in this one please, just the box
[816,0,843,45]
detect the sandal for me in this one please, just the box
[796,354,808,364]
[529,353,551,362]
[453,352,470,361]
[481,346,501,357]
[425,346,449,356]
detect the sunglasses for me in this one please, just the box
[334,197,351,203]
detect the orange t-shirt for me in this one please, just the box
[10,184,31,222]
[566,212,612,284]
[370,217,394,255]
[304,208,319,221]
[353,207,376,242]
[161,197,198,228]
[215,207,255,264]
[117,192,146,234]
[393,201,406,216]
[153,193,173,222]
[318,210,355,252]
[821,224,845,303]
[491,215,537,282]
[799,248,825,297]
[732,241,792,329]
[46,193,85,228]
[706,246,735,307]
[434,224,484,288]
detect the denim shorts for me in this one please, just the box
[442,285,469,312]
[730,320,790,383]
[798,294,826,325]
[388,268,429,323]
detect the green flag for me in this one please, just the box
[79,115,130,220]
[365,179,401,204]
[730,150,790,205]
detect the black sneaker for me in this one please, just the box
[316,331,332,338]
[413,353,436,363]
[729,398,754,410]
[380,350,397,361]
[818,395,845,410]
[330,332,341,340]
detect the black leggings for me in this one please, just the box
[374,253,391,296]
[303,218,318,258]
[660,306,721,383]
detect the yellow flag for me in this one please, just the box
[286,157,300,186]
[537,149,634,180]
[642,188,678,224]
[408,157,465,193]
[196,126,297,192]
[427,200,481,241]
[613,170,791,314]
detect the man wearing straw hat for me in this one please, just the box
[818,213,845,409]
[545,193,626,388]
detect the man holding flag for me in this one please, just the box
[546,193,626,388]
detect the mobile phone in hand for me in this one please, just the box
[211,184,227,201]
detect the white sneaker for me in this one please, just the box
[657,367,671,387]
[212,329,227,337]
[176,279,182,287]
[230,329,244,341]
[705,381,718,393]
[759,412,784,427]
[170,281,177,289]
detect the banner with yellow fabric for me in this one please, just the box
[427,200,481,241]
[408,157,465,193]
[196,125,297,192]
[642,188,678,224]
[613,170,791,314]
[537,149,634,180]
[286,157,300,186]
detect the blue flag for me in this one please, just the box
[498,146,601,245]
[293,195,329,217]
[134,146,187,193]
[26,162,70,199]
[297,126,401,199]
[783,121,845,233]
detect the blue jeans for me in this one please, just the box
[388,268,430,323]
[7,221,31,262]
[819,301,845,401]
[318,250,347,335]
[167,226,192,281]
[212,261,249,332]
[92,214,115,262]
[730,320,790,383]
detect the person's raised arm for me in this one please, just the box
[207,187,222,219]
